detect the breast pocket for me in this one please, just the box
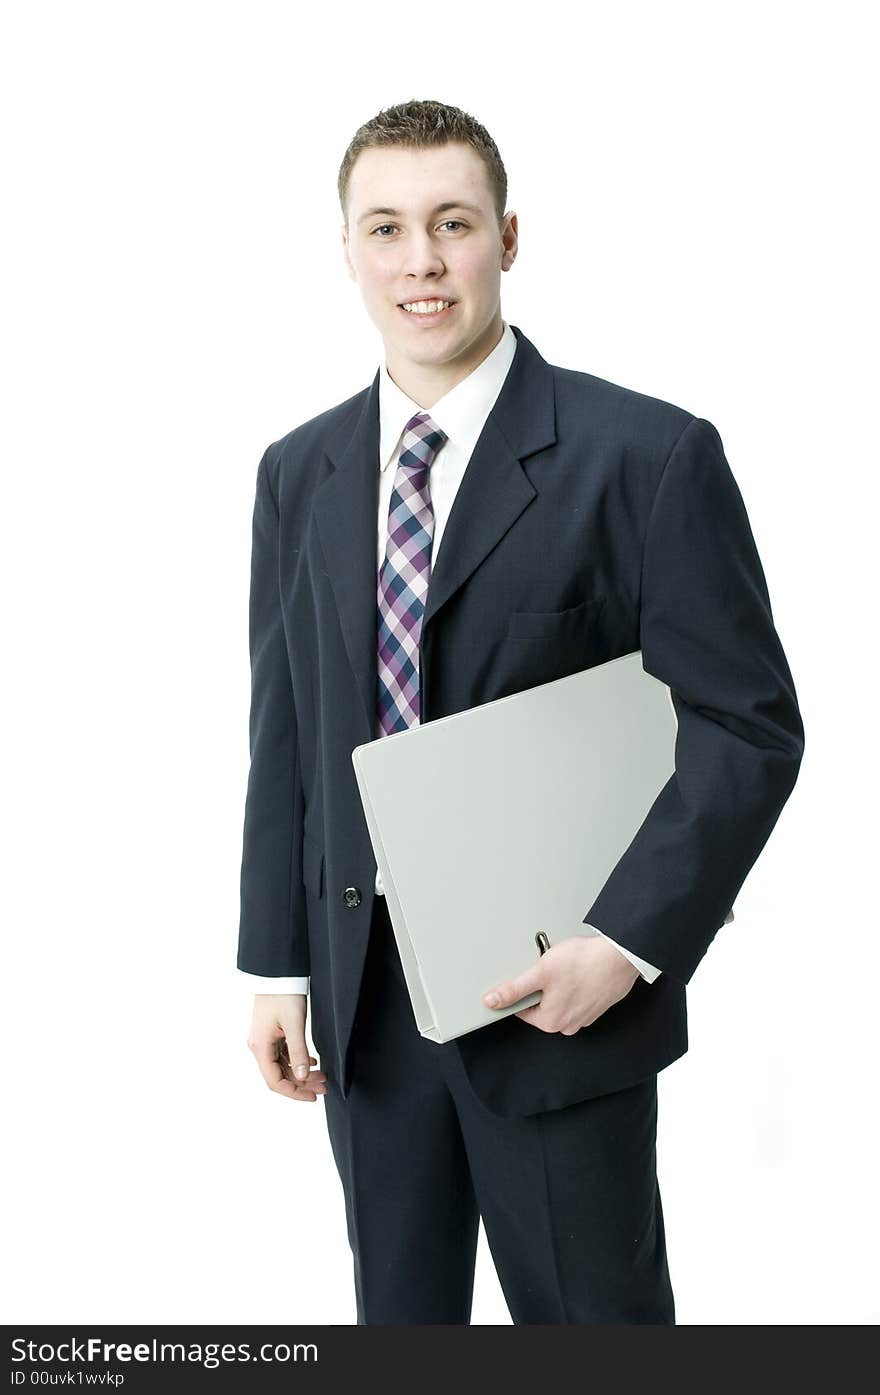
[506,594,606,643]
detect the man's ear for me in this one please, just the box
[500,210,518,270]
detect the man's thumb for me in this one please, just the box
[284,1028,312,1080]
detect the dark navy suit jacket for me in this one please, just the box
[237,324,804,1117]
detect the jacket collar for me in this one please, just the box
[377,319,518,471]
[313,323,557,739]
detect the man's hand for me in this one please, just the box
[482,934,640,1034]
[248,994,328,1101]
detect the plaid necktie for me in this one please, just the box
[377,410,448,735]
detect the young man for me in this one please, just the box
[237,100,804,1324]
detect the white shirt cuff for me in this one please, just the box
[240,972,309,994]
[590,926,662,982]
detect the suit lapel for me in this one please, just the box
[312,324,557,738]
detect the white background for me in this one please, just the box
[2,0,876,1325]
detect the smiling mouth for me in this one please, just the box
[397,299,458,319]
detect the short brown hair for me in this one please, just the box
[338,98,508,230]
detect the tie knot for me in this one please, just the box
[399,411,448,470]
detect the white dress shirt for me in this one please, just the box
[242,321,661,994]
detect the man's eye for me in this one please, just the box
[371,220,467,238]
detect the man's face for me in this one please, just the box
[342,142,516,378]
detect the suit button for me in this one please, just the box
[342,886,362,908]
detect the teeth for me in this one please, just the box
[402,300,453,314]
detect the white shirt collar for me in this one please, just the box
[378,320,517,470]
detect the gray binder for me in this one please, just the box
[351,649,722,1044]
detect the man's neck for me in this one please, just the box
[384,313,504,409]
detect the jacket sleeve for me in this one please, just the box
[582,416,805,984]
[237,447,310,977]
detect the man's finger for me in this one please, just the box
[252,1038,326,1100]
[252,1038,298,1094]
[513,1002,561,1032]
[482,961,544,1009]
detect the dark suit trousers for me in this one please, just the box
[321,894,676,1325]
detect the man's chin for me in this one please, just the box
[387,329,466,366]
